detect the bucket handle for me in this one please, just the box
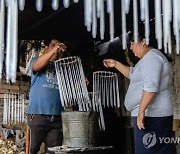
[86,110,94,119]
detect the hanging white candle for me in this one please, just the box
[133,0,138,42]
[5,1,12,82]
[168,29,172,54]
[3,93,7,124]
[52,0,59,10]
[163,9,168,53]
[125,0,130,14]
[73,0,79,3]
[162,0,167,53]
[19,95,21,122]
[178,1,180,28]
[144,0,149,45]
[5,0,9,7]
[140,0,145,21]
[14,94,16,123]
[63,0,70,8]
[100,0,105,40]
[18,0,25,11]
[109,76,113,107]
[173,0,180,54]
[113,76,117,107]
[21,94,23,122]
[11,93,14,122]
[8,93,10,123]
[36,0,43,12]
[55,64,66,107]
[84,0,92,32]
[92,0,97,38]
[162,0,172,54]
[99,101,105,131]
[121,0,127,49]
[107,0,114,40]
[173,0,178,50]
[17,93,20,123]
[11,0,18,83]
[167,1,172,54]
[177,0,180,55]
[92,75,97,111]
[22,94,25,122]
[115,76,120,107]
[97,0,101,18]
[3,94,5,124]
[84,0,88,27]
[5,0,18,83]
[0,0,5,80]
[155,0,162,49]
[106,0,110,13]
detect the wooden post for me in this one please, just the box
[25,126,30,154]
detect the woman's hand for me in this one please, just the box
[103,59,117,68]
[137,111,145,130]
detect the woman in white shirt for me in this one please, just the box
[103,30,175,154]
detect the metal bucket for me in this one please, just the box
[62,111,98,148]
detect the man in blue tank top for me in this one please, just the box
[27,38,66,154]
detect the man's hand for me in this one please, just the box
[52,43,67,54]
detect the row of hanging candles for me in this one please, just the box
[1,0,180,82]
[84,0,180,54]
[3,93,25,124]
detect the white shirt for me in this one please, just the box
[124,49,173,117]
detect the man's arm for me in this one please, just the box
[33,44,63,72]
[33,49,56,71]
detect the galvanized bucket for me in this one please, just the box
[62,111,98,148]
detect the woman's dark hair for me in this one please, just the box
[128,24,158,48]
[128,24,173,62]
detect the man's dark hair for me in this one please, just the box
[44,36,63,46]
